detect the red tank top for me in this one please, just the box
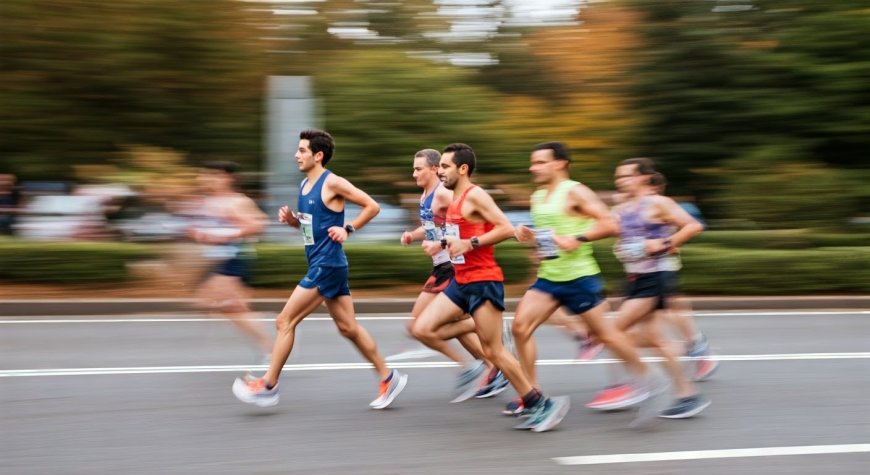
[446,185,504,284]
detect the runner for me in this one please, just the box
[232,129,407,409]
[411,143,569,432]
[189,161,271,361]
[510,142,668,426]
[602,157,711,418]
[396,148,509,398]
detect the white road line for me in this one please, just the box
[553,443,870,466]
[1,310,868,323]
[3,352,869,378]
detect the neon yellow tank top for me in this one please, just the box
[530,179,600,281]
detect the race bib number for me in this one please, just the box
[422,220,438,241]
[533,228,559,260]
[443,223,465,264]
[298,212,314,246]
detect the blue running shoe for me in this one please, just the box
[450,360,487,403]
[513,396,571,432]
[475,368,509,399]
[659,394,711,419]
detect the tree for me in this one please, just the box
[0,0,272,179]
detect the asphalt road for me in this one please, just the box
[2,309,869,474]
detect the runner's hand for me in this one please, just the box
[421,240,441,256]
[446,236,472,259]
[514,224,535,243]
[553,234,581,252]
[278,206,300,228]
[401,231,414,246]
[327,226,349,243]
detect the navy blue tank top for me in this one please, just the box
[297,170,348,268]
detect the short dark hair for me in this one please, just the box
[202,160,238,175]
[619,157,656,175]
[442,143,476,176]
[532,141,570,161]
[300,129,335,165]
[415,149,441,167]
[649,171,667,189]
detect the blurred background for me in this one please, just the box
[1,0,868,296]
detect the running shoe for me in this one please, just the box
[630,371,672,429]
[577,337,604,361]
[475,368,510,399]
[232,376,279,407]
[686,334,710,357]
[659,394,711,419]
[502,398,525,416]
[687,334,719,382]
[370,369,408,409]
[450,360,488,403]
[513,396,571,432]
[585,383,645,411]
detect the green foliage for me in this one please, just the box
[625,0,870,223]
[0,0,270,179]
[0,238,154,283]
[315,49,517,197]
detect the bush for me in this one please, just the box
[0,238,154,283]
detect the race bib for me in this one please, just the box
[443,223,465,264]
[533,228,559,260]
[298,212,314,246]
[422,219,439,241]
[614,237,647,263]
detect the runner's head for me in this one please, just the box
[439,143,476,190]
[297,129,335,171]
[199,161,238,193]
[530,141,570,185]
[615,157,656,194]
[648,171,667,195]
[413,149,441,188]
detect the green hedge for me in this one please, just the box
[0,238,154,283]
[1,235,867,294]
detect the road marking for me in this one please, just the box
[553,443,870,466]
[1,310,868,323]
[3,352,869,378]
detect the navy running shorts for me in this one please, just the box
[443,279,505,315]
[299,265,351,299]
[624,271,679,310]
[530,274,605,315]
[422,262,454,294]
[213,257,251,284]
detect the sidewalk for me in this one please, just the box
[1,296,867,317]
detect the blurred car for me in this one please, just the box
[14,194,107,240]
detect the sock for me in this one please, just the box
[521,389,543,409]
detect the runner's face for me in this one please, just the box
[438,152,460,190]
[198,169,230,193]
[295,139,318,172]
[529,149,559,185]
[412,156,436,188]
[614,164,642,193]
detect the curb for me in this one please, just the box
[0,296,868,317]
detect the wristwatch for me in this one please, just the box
[344,224,356,234]
[470,236,480,248]
[575,234,590,242]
